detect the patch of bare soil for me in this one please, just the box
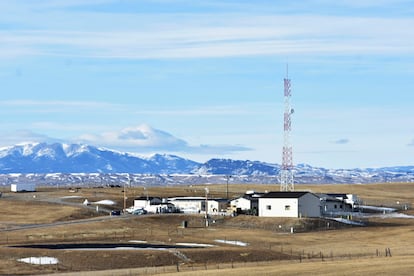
[183,248,291,264]
[219,215,361,232]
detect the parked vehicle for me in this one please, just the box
[110,210,121,216]
[132,208,147,215]
[125,206,137,214]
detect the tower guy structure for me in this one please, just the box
[280,67,294,191]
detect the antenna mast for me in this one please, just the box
[280,65,294,191]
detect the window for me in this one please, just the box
[285,205,291,211]
[266,205,271,210]
[334,204,337,209]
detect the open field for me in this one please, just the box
[0,182,413,275]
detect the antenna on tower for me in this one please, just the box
[280,64,294,191]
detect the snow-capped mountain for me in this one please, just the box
[194,158,279,176]
[0,142,414,186]
[0,143,199,174]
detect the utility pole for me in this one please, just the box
[123,174,129,214]
[225,175,232,199]
[205,187,209,227]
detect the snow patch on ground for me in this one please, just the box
[359,205,396,213]
[18,257,58,265]
[176,243,215,247]
[93,200,116,205]
[331,218,365,226]
[60,196,81,199]
[129,240,148,243]
[371,213,414,219]
[214,239,248,247]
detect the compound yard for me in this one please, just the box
[0,182,413,275]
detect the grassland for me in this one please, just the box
[0,182,413,275]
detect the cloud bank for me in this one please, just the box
[1,1,413,60]
[79,124,252,154]
[0,124,251,155]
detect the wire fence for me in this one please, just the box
[31,247,399,275]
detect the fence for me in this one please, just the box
[29,247,397,275]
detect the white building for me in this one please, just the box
[168,197,205,213]
[206,198,228,214]
[230,191,265,215]
[133,196,162,209]
[145,203,178,214]
[11,183,36,192]
[321,197,353,215]
[168,197,228,215]
[326,193,361,207]
[258,191,321,218]
[319,193,358,216]
[230,196,251,210]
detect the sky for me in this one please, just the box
[1,0,414,169]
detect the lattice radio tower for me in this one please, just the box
[280,65,294,191]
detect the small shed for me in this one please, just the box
[258,191,321,218]
[206,198,228,214]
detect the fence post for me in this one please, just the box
[385,248,392,257]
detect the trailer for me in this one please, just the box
[11,183,36,192]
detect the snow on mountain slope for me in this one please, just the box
[0,142,198,174]
[0,142,413,185]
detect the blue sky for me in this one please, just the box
[1,0,414,169]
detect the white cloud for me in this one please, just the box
[0,130,63,146]
[76,124,252,154]
[0,124,252,155]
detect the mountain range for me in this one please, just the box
[0,142,413,186]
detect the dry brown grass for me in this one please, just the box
[0,182,413,275]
